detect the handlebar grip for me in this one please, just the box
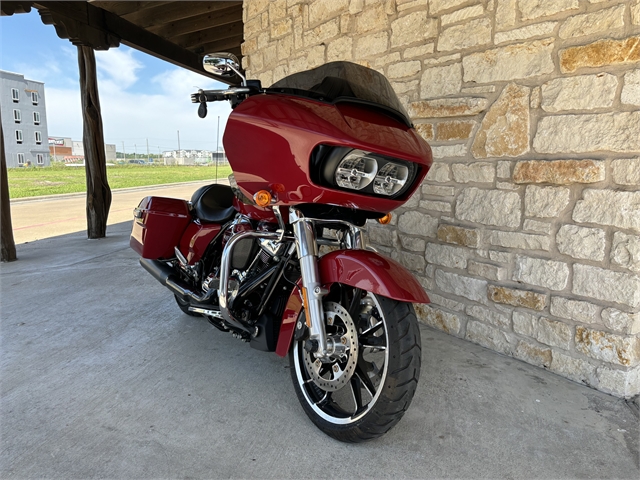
[207,92,227,102]
[191,91,227,103]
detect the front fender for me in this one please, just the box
[318,250,430,304]
[275,250,429,357]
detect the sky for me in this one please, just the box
[0,11,232,153]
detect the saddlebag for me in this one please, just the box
[130,196,190,259]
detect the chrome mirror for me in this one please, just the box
[203,52,246,86]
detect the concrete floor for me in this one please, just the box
[1,221,638,479]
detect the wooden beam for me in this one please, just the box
[191,35,244,56]
[77,45,111,239]
[0,1,32,16]
[121,1,240,29]
[173,20,243,50]
[1,116,17,262]
[89,1,172,17]
[148,4,242,39]
[37,1,120,50]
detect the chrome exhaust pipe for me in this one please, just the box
[139,258,217,304]
[139,258,253,335]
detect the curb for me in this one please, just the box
[10,179,230,204]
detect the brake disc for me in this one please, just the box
[303,301,359,392]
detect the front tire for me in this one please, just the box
[289,290,421,442]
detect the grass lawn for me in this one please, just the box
[8,163,233,199]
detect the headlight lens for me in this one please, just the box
[334,150,378,190]
[373,162,409,196]
[311,145,418,199]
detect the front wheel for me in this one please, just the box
[289,289,421,442]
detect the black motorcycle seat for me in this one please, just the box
[190,184,236,223]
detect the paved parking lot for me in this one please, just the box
[1,220,638,479]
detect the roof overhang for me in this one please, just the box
[1,1,244,84]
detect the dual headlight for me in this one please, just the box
[312,146,417,199]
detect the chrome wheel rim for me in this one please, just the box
[293,291,389,425]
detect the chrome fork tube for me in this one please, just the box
[290,207,328,357]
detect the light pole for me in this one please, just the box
[177,130,181,163]
[216,115,220,183]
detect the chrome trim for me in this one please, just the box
[290,207,328,357]
[258,238,283,256]
[272,205,286,242]
[221,86,250,94]
[174,246,188,266]
[345,226,366,250]
[292,291,390,424]
[202,52,246,86]
[188,306,224,318]
[218,229,294,334]
[293,216,367,251]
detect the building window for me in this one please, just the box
[31,91,38,105]
[35,131,42,144]
[13,109,21,123]
[17,153,25,165]
[37,154,44,165]
[11,88,19,102]
[33,111,40,125]
[16,130,23,144]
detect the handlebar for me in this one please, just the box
[192,85,262,118]
[190,87,252,104]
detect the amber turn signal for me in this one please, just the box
[377,213,392,225]
[254,190,272,207]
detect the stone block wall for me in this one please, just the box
[242,0,640,398]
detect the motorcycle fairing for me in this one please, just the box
[224,94,432,216]
[274,249,430,357]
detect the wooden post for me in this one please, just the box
[77,45,111,239]
[1,117,18,262]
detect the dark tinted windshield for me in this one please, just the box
[269,61,411,126]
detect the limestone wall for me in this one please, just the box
[242,0,640,398]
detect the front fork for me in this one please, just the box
[289,207,366,359]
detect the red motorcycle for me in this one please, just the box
[130,54,432,442]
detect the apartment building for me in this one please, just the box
[1,70,50,167]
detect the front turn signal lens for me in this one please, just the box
[254,190,272,207]
[378,213,392,225]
